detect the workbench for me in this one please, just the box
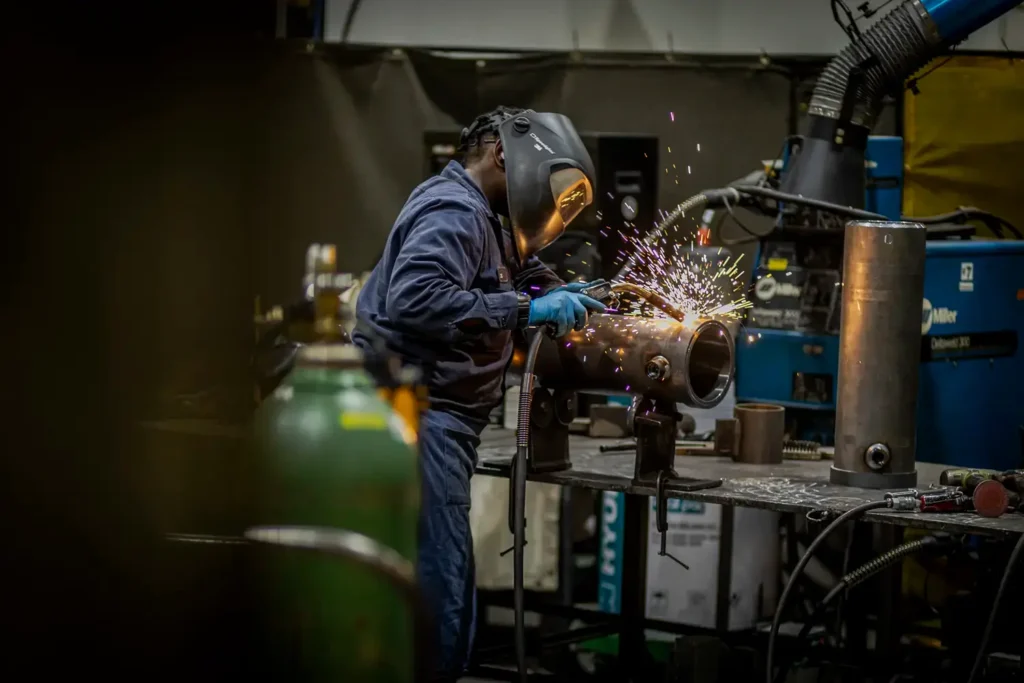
[471,426,1023,682]
[476,426,1024,537]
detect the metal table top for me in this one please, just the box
[475,427,1024,538]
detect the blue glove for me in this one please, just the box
[528,290,606,337]
[550,281,591,294]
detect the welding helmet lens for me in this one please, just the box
[550,167,592,227]
[499,111,596,262]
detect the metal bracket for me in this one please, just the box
[656,471,690,570]
[631,402,722,572]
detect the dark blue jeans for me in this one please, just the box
[417,409,486,681]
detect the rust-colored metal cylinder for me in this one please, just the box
[515,314,735,409]
[831,221,926,489]
[733,403,785,465]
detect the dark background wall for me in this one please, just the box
[13,45,802,415]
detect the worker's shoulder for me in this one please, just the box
[404,177,490,226]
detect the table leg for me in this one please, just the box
[844,522,873,655]
[873,525,904,672]
[618,492,651,680]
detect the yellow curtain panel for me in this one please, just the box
[903,55,1024,236]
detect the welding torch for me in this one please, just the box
[573,279,690,324]
[604,282,689,323]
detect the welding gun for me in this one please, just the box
[577,278,692,324]
[577,279,615,304]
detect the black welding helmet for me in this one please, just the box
[497,111,595,262]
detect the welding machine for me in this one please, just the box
[735,136,1024,470]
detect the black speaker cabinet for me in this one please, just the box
[574,134,660,280]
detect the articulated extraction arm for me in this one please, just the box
[634,0,1024,250]
[784,0,1024,209]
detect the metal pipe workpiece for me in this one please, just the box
[521,313,735,410]
[831,220,927,489]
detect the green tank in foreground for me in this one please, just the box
[251,342,421,682]
[248,243,422,681]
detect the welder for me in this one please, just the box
[353,106,603,681]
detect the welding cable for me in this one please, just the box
[765,499,892,683]
[903,207,1023,240]
[720,188,774,245]
[772,535,940,683]
[732,185,887,221]
[510,329,549,683]
[967,532,1024,683]
[616,192,713,280]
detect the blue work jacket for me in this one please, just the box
[353,161,563,420]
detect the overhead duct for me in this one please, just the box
[782,0,1024,208]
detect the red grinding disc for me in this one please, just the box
[972,480,1009,518]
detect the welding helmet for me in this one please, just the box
[497,111,595,262]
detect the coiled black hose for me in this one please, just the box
[772,536,939,683]
[511,330,547,683]
[765,499,892,683]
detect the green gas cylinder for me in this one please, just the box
[251,342,420,682]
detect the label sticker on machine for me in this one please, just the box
[919,330,1018,362]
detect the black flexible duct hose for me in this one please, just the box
[772,535,939,683]
[765,499,892,683]
[512,330,547,683]
[967,533,1024,683]
[808,0,936,129]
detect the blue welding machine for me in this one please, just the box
[735,137,1024,471]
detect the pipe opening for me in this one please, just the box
[687,322,733,404]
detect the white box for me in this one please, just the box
[599,492,779,632]
[645,499,779,631]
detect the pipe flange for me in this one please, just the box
[864,443,892,471]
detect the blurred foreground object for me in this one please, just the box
[248,243,424,681]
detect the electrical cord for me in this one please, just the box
[772,536,941,683]
[632,183,1018,259]
[765,499,892,683]
[711,186,1020,240]
[721,189,773,245]
[510,329,550,683]
[904,207,1023,239]
[831,0,863,40]
[732,185,887,220]
[967,532,1024,683]
[339,0,364,43]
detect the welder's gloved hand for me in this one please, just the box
[550,281,591,294]
[528,290,606,337]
